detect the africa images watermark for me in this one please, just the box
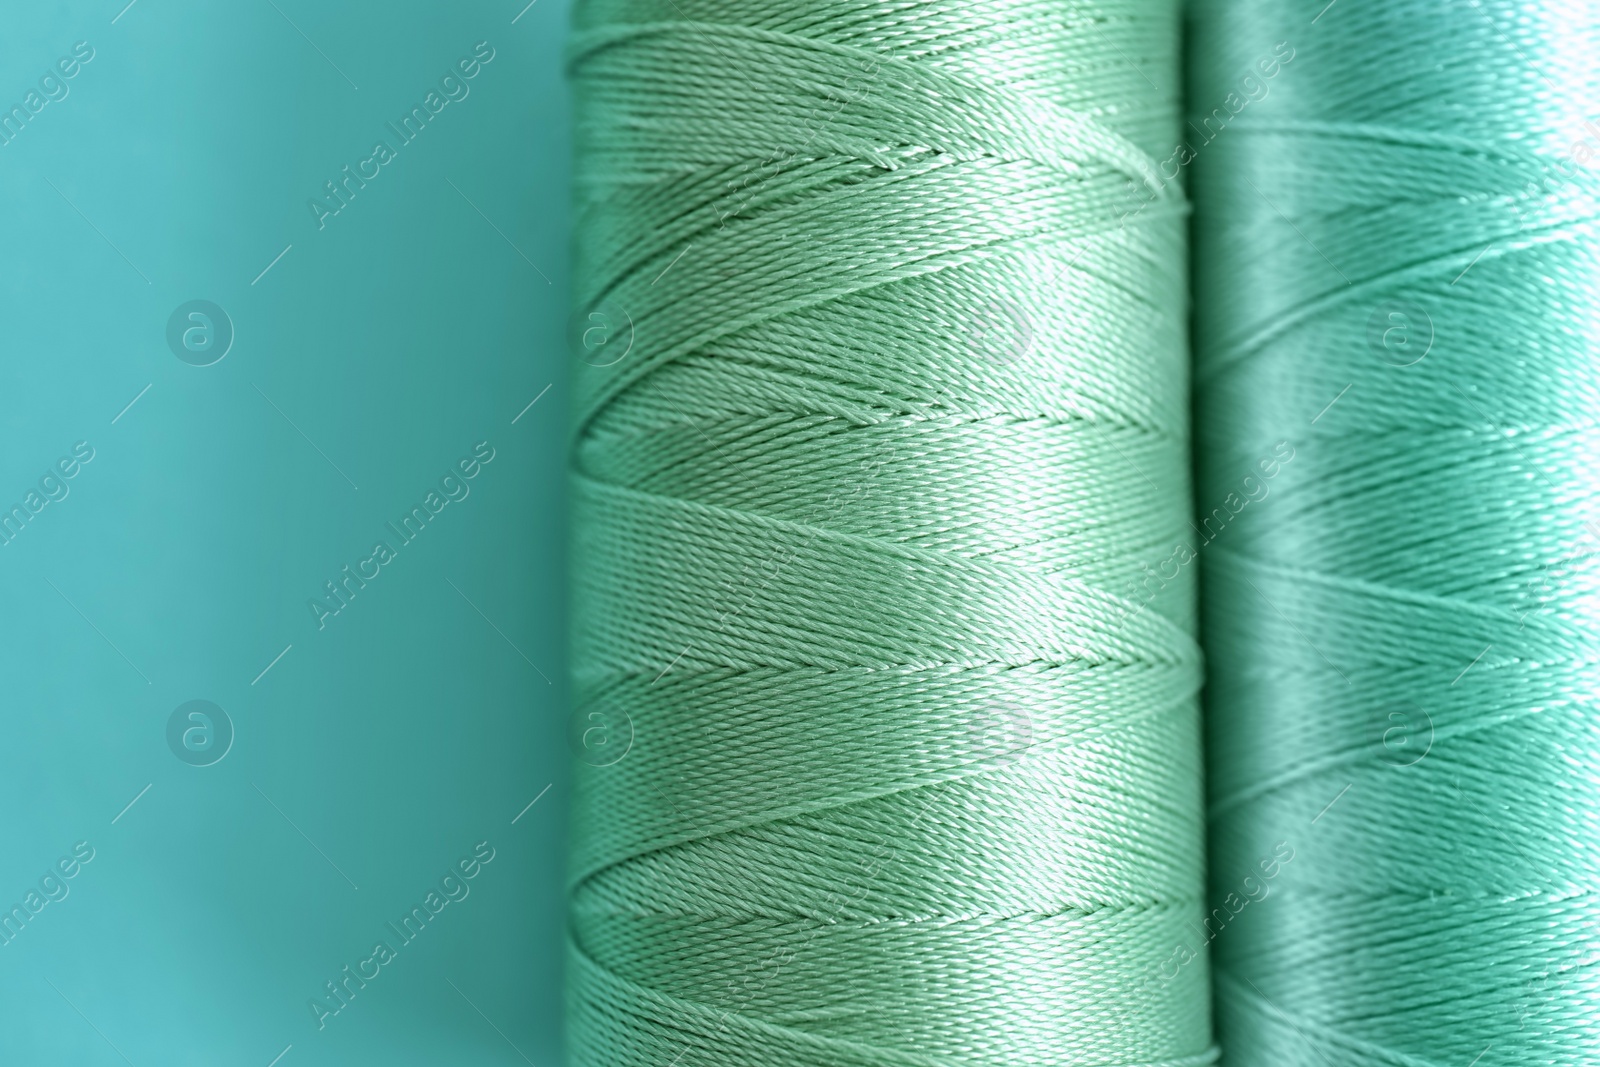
[308,441,497,630]
[0,40,95,150]
[1113,441,1297,630]
[1146,841,1296,988]
[1,441,96,550]
[1120,42,1297,228]
[309,41,497,230]
[308,840,496,1030]
[0,841,96,948]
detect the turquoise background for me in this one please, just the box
[0,1,569,1063]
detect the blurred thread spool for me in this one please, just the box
[1192,1,1600,1063]
[567,1,1214,1064]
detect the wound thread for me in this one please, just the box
[566,0,1214,1064]
[1192,1,1600,1063]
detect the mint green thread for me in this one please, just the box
[1193,1,1600,1063]
[568,2,1213,1064]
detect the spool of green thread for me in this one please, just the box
[567,2,1213,1063]
[1192,1,1600,1062]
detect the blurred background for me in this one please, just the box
[0,1,569,1063]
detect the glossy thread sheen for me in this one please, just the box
[567,1,1213,1064]
[1192,1,1600,1063]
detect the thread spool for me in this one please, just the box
[568,2,1213,1064]
[1192,1,1600,1062]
